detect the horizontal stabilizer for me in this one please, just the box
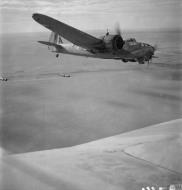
[38,41,63,49]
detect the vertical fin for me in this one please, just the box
[48,32,63,51]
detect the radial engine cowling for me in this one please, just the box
[103,35,124,51]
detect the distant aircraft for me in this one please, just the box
[32,13,156,64]
[0,76,8,81]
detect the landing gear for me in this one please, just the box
[138,58,145,64]
[56,54,59,58]
[122,59,128,63]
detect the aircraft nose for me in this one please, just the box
[152,46,155,52]
[149,45,155,55]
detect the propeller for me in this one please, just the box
[115,22,122,36]
[147,43,158,67]
[153,44,158,52]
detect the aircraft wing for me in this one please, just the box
[2,119,182,190]
[32,13,104,50]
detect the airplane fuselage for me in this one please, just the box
[53,41,154,63]
[53,43,130,59]
[33,13,156,64]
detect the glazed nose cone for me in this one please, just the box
[151,44,157,54]
[148,45,155,57]
[145,45,155,60]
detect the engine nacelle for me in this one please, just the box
[103,35,124,51]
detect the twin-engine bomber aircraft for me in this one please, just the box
[32,13,156,64]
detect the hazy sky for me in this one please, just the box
[0,0,181,33]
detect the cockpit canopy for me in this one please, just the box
[126,38,136,42]
[125,38,137,46]
[141,43,150,47]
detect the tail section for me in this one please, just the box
[48,32,63,51]
[38,32,63,52]
[49,32,63,45]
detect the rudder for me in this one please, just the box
[48,32,63,51]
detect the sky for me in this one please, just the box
[0,0,182,33]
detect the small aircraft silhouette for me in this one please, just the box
[0,76,8,81]
[32,13,156,64]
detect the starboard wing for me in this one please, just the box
[32,13,104,50]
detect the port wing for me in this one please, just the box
[32,13,103,50]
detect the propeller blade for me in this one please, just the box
[115,22,122,36]
[153,44,158,51]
